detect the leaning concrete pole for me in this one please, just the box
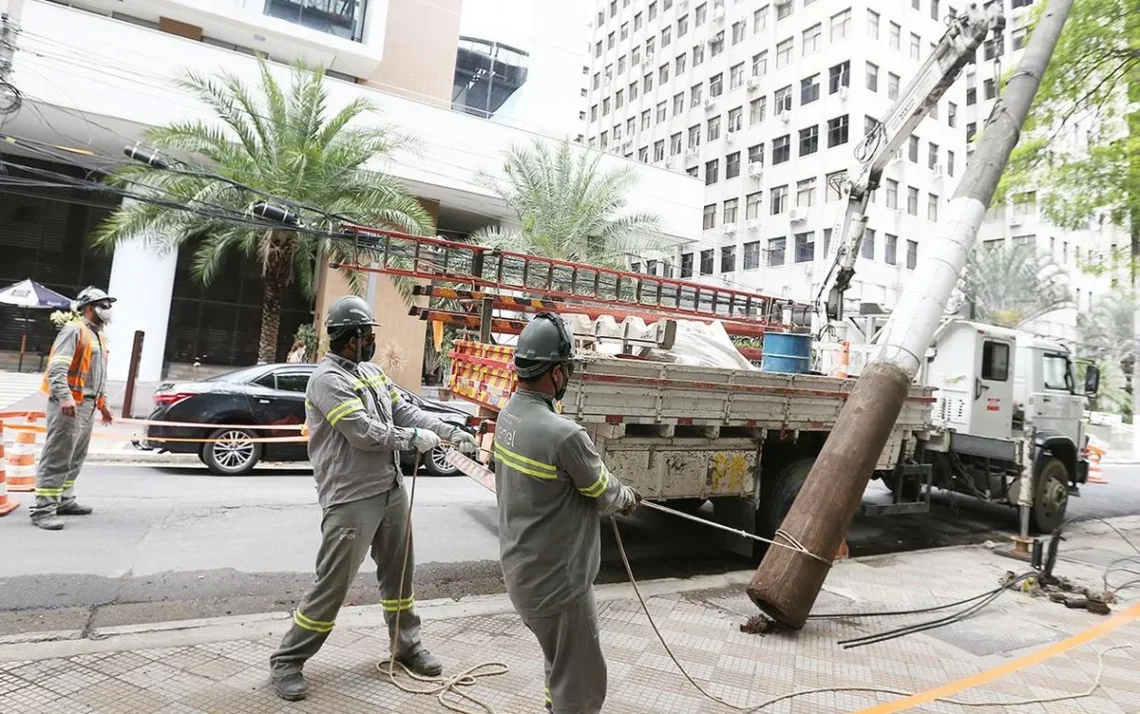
[747,0,1075,629]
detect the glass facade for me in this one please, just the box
[264,0,368,42]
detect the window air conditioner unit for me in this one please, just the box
[685,147,700,159]
[748,162,763,178]
[622,139,633,150]
[838,86,849,100]
[746,77,760,91]
[789,208,807,222]
[779,111,791,123]
[1010,215,1023,226]
[713,6,726,22]
[723,223,737,236]
[725,129,737,143]
[932,163,945,177]
[746,218,761,230]
[704,97,718,110]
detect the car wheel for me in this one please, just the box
[201,427,262,476]
[424,445,460,477]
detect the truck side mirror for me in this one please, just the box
[1084,365,1100,396]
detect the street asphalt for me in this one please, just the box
[1,460,1138,636]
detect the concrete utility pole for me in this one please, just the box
[746,0,1076,629]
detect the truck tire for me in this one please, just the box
[1030,456,1069,533]
[756,457,814,550]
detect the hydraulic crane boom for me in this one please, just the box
[815,1,1004,327]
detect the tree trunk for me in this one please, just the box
[258,231,294,364]
[1129,58,1139,457]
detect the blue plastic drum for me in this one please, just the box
[760,331,812,374]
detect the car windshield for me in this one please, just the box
[207,366,273,384]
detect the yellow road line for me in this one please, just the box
[853,601,1140,713]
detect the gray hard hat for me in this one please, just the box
[74,286,116,310]
[514,313,574,380]
[325,295,379,337]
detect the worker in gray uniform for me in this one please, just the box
[270,295,478,701]
[494,313,641,714]
[31,286,116,531]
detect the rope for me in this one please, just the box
[611,516,1132,711]
[376,450,510,714]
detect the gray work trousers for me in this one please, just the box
[30,398,96,519]
[270,485,423,676]
[522,589,607,714]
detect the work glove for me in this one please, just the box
[449,428,479,456]
[617,485,642,516]
[409,428,442,454]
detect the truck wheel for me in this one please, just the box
[756,458,814,548]
[1030,456,1069,533]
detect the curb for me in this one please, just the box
[0,571,755,663]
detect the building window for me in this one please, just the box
[744,241,761,269]
[948,101,957,127]
[635,11,643,30]
[984,37,1004,60]
[642,109,652,129]
[795,232,815,262]
[931,0,940,20]
[748,143,764,165]
[803,23,822,55]
[691,83,703,107]
[825,170,846,201]
[862,228,875,259]
[670,132,683,155]
[603,98,611,115]
[866,62,878,92]
[773,135,791,164]
[928,142,939,169]
[726,151,741,178]
[660,64,670,83]
[827,115,849,147]
[829,61,850,94]
[927,193,939,221]
[678,15,689,36]
[644,72,653,92]
[687,166,699,177]
[910,32,921,60]
[732,20,746,44]
[750,97,766,124]
[657,101,667,122]
[723,197,739,223]
[627,116,636,134]
[967,85,977,105]
[696,2,708,25]
[616,89,624,108]
[1012,26,1028,50]
[676,53,687,74]
[775,85,792,114]
[886,178,899,208]
[710,29,725,56]
[885,233,898,265]
[649,1,657,19]
[776,0,793,20]
[730,63,745,89]
[801,74,820,104]
[1011,0,1033,7]
[728,107,743,132]
[600,130,608,149]
[947,150,955,176]
[908,134,920,162]
[770,184,788,214]
[693,43,705,66]
[705,159,719,184]
[776,37,794,67]
[867,9,880,39]
[984,78,997,100]
[621,22,630,40]
[823,228,832,255]
[865,114,881,136]
[662,25,672,47]
[593,73,601,90]
[721,245,737,272]
[1013,191,1036,215]
[590,105,598,122]
[752,51,768,76]
[889,22,901,50]
[630,81,639,100]
[700,248,714,274]
[906,240,917,268]
[746,192,762,219]
[708,115,721,141]
[263,0,369,41]
[631,261,641,273]
[710,73,724,97]
[702,204,717,229]
[799,125,819,156]
[830,9,851,41]
[907,186,919,215]
[680,252,693,277]
[767,237,786,266]
[638,146,649,163]
[595,41,603,58]
[796,178,817,207]
[967,122,977,141]
[754,5,769,32]
[673,93,685,115]
[688,124,701,147]
[608,32,616,49]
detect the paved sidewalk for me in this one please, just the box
[2,518,1139,714]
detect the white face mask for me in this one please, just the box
[95,306,113,324]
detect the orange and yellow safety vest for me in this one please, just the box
[41,322,107,410]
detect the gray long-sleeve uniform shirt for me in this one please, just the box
[494,389,631,619]
[45,319,106,404]
[305,353,456,509]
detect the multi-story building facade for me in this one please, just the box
[1,0,701,387]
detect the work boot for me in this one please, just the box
[58,502,94,516]
[272,671,308,701]
[397,649,443,677]
[31,515,65,531]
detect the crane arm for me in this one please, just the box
[816,1,1005,327]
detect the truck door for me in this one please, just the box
[972,338,1014,438]
[1031,352,1083,444]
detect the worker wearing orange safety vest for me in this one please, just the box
[30,286,115,531]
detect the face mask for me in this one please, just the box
[355,334,376,363]
[94,306,113,325]
[553,362,574,401]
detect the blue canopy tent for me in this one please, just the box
[0,279,74,372]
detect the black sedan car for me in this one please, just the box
[139,363,478,476]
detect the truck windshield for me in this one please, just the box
[1042,353,1072,392]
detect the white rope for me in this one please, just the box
[378,450,510,714]
[611,515,1133,711]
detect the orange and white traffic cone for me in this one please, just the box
[0,424,19,516]
[1086,443,1108,484]
[5,415,38,492]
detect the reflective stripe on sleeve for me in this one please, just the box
[578,466,610,498]
[325,398,364,425]
[493,443,558,481]
[293,609,335,633]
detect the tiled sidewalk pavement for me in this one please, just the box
[2,517,1139,714]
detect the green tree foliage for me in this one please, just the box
[93,60,432,362]
[472,140,661,267]
[959,244,1074,327]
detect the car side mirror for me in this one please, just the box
[1084,365,1100,396]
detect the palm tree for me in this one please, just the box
[472,139,660,267]
[93,59,433,362]
[958,243,1075,328]
[1078,291,1137,414]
